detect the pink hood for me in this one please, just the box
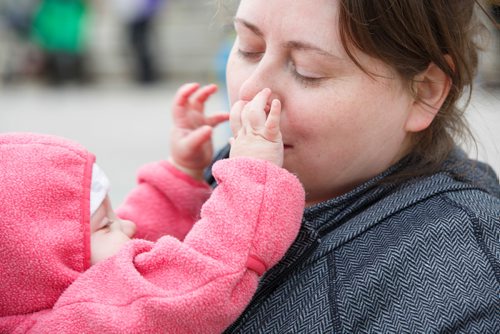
[0,133,95,317]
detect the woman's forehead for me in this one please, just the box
[236,0,338,31]
[236,0,341,50]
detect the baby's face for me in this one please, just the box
[90,196,136,265]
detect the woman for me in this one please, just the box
[206,0,500,332]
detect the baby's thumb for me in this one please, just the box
[185,125,212,150]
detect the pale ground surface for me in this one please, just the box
[1,81,499,207]
[0,80,231,207]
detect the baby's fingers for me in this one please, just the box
[264,99,282,141]
[183,125,213,151]
[191,84,218,111]
[174,83,200,108]
[243,88,271,129]
[206,113,230,127]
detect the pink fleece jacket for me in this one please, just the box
[0,133,305,333]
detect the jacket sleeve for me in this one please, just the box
[116,161,212,241]
[21,157,305,334]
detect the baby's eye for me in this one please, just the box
[100,219,114,231]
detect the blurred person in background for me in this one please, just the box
[214,24,234,103]
[112,0,164,84]
[0,0,41,83]
[31,0,90,85]
[489,0,500,86]
[480,0,500,87]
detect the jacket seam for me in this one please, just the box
[247,162,268,270]
[328,252,343,333]
[81,153,95,271]
[440,194,500,286]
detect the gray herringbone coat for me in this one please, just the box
[206,147,500,333]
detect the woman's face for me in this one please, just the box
[226,0,415,205]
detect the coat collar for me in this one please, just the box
[304,147,499,237]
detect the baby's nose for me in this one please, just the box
[121,219,137,238]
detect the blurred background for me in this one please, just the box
[0,0,498,207]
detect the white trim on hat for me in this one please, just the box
[90,163,110,216]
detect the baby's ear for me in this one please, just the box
[405,58,452,132]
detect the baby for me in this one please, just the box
[0,85,304,333]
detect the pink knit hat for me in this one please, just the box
[0,133,95,317]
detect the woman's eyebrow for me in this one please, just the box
[233,17,343,61]
[284,41,343,61]
[233,17,264,37]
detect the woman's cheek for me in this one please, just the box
[226,70,247,105]
[225,58,240,105]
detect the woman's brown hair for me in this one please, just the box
[338,0,487,179]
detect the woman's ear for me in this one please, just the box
[405,59,452,132]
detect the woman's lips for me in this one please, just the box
[284,144,293,149]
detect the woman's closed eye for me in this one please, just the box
[237,49,263,61]
[289,62,325,87]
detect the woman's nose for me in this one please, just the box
[120,219,137,238]
[238,57,278,104]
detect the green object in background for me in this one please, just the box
[32,0,87,53]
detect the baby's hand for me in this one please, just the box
[170,83,229,179]
[229,88,283,167]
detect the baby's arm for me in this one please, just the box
[117,83,228,241]
[117,161,212,241]
[19,159,304,334]
[19,89,305,334]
